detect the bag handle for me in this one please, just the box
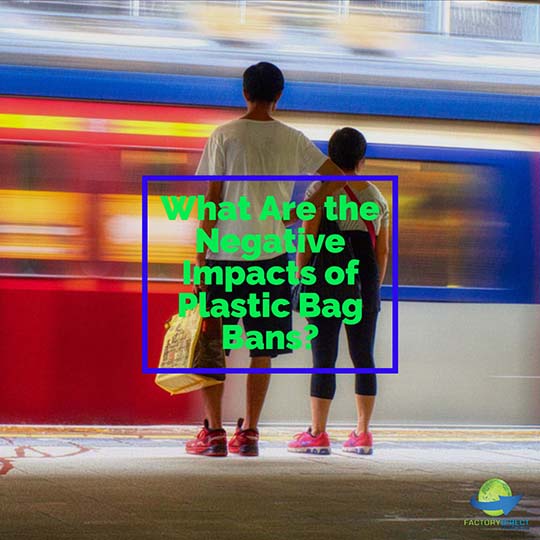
[343,184,376,249]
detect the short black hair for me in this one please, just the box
[328,128,367,171]
[243,62,284,103]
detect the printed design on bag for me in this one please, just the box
[160,309,201,369]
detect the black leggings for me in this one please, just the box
[309,311,378,399]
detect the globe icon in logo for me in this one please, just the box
[478,478,513,517]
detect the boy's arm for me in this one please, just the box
[283,159,345,226]
[316,158,345,178]
[310,159,346,207]
[195,181,222,269]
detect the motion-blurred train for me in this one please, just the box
[1,65,539,426]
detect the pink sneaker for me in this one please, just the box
[342,431,373,455]
[287,428,331,455]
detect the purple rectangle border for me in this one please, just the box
[142,175,398,375]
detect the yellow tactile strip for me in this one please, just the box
[0,425,538,443]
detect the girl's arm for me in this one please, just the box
[375,225,389,286]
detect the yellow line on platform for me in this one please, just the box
[1,426,539,443]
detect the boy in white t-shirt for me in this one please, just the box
[186,62,345,457]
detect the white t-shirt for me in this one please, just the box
[306,181,389,235]
[196,119,327,261]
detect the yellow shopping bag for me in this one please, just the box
[155,305,225,395]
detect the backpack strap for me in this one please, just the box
[343,184,376,249]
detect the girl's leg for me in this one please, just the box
[355,395,376,434]
[310,317,342,434]
[311,397,332,436]
[345,311,378,434]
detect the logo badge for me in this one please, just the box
[470,478,522,516]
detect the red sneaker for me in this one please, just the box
[228,418,259,457]
[185,419,227,457]
[287,428,331,455]
[342,431,373,455]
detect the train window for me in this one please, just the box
[295,157,511,292]
[0,144,204,279]
[363,158,509,290]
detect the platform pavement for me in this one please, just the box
[1,426,539,540]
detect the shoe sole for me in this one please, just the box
[228,440,259,456]
[287,447,331,455]
[238,444,259,457]
[342,446,373,455]
[186,444,228,457]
